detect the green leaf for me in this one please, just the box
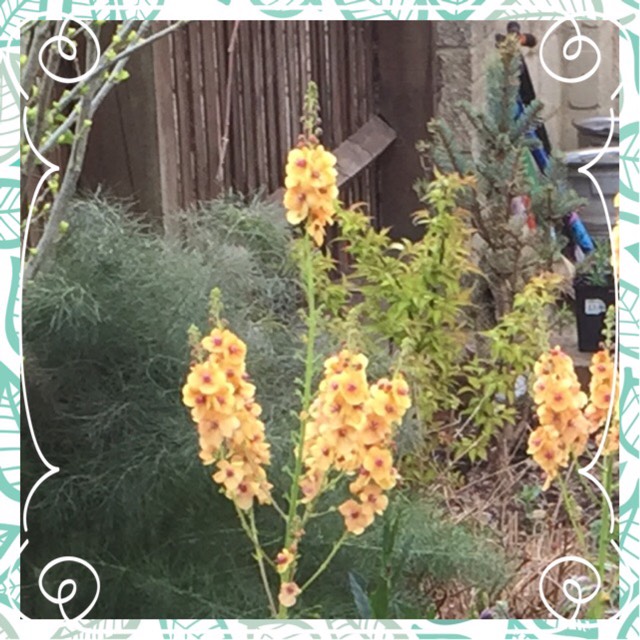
[348,571,372,619]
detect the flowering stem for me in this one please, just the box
[276,236,319,620]
[557,473,587,554]
[236,507,277,617]
[299,533,348,594]
[591,455,614,618]
[271,497,288,522]
[284,236,317,546]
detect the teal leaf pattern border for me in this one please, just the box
[1,1,638,638]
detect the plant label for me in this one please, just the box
[584,298,607,315]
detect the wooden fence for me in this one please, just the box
[81,21,436,239]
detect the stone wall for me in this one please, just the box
[433,20,620,153]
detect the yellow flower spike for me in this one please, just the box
[182,326,272,511]
[529,346,593,487]
[283,137,338,247]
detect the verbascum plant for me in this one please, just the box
[182,82,410,619]
[527,319,619,617]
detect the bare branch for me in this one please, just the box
[216,21,241,185]
[39,21,186,156]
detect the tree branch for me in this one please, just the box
[39,20,186,156]
[216,21,241,185]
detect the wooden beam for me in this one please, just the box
[266,114,396,204]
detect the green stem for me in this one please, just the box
[591,455,614,618]
[299,533,349,594]
[557,472,587,554]
[575,469,601,506]
[284,237,317,544]
[236,507,277,617]
[277,236,319,619]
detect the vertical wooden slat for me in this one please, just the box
[287,24,301,141]
[298,21,310,98]
[330,24,343,146]
[151,21,179,232]
[173,25,195,209]
[224,22,246,192]
[188,22,208,203]
[239,22,256,193]
[250,22,267,191]
[274,23,290,190]
[201,21,220,199]
[262,22,280,192]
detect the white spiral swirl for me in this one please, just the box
[539,556,602,620]
[539,18,602,84]
[38,19,101,84]
[38,556,101,621]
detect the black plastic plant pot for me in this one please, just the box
[574,277,615,352]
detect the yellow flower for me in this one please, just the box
[591,386,613,411]
[186,363,224,395]
[362,446,395,489]
[338,499,375,535]
[228,479,259,511]
[359,413,392,447]
[275,548,295,574]
[358,483,389,515]
[198,415,239,448]
[212,458,248,492]
[527,424,556,455]
[597,423,619,455]
[299,469,325,504]
[284,185,310,225]
[348,468,371,495]
[391,376,411,412]
[201,328,228,354]
[305,438,335,471]
[545,387,573,413]
[278,581,301,608]
[182,383,208,411]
